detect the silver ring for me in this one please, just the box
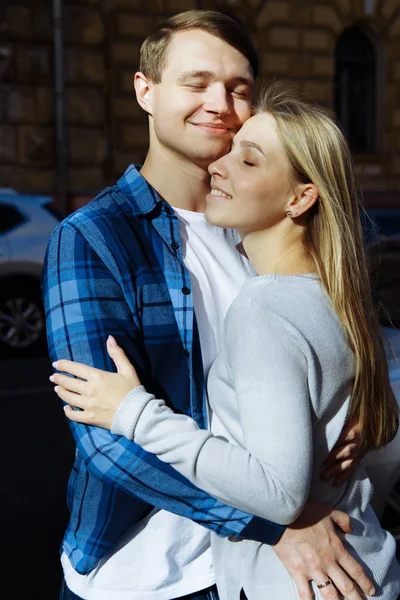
[316,579,332,589]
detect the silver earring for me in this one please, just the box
[286,210,292,218]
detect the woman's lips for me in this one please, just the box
[208,188,232,200]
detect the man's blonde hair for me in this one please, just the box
[139,10,258,83]
[256,81,398,452]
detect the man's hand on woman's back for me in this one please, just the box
[321,415,365,485]
[273,502,375,600]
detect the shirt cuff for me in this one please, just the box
[241,516,285,546]
[111,385,156,440]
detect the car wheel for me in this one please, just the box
[0,282,46,357]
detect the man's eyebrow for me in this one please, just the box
[236,140,265,156]
[176,70,215,82]
[234,76,253,87]
[176,71,253,86]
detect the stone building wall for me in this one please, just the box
[0,0,399,209]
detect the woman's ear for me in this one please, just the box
[134,72,154,116]
[286,184,319,218]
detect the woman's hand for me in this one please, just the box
[50,336,141,430]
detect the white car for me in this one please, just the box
[0,189,60,356]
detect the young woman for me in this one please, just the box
[51,84,400,599]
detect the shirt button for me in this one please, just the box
[171,241,179,250]
[184,349,190,358]
[182,286,191,295]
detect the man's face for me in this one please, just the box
[147,29,254,168]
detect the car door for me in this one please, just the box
[0,236,9,260]
[0,205,12,264]
[0,202,27,265]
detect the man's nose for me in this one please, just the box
[204,86,231,116]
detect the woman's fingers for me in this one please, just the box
[58,384,115,430]
[53,338,141,387]
[56,385,102,426]
[50,373,87,395]
[53,358,101,380]
[106,336,141,382]
[63,404,93,425]
[52,339,142,431]
[55,386,85,409]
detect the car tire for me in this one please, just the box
[0,279,47,358]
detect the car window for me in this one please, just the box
[42,202,62,221]
[0,204,26,234]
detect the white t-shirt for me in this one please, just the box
[174,207,256,379]
[62,207,255,599]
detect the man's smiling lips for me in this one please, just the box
[190,122,234,136]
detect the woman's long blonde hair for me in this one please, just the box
[256,81,398,452]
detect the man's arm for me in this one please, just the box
[94,303,313,525]
[51,261,376,600]
[42,220,283,545]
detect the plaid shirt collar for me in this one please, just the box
[117,163,169,217]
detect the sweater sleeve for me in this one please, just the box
[112,299,313,525]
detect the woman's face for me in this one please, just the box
[206,112,294,234]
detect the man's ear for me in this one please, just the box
[286,184,319,218]
[134,72,154,116]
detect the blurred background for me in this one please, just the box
[0,0,400,597]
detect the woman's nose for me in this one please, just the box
[208,157,227,178]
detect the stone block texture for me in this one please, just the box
[0,0,399,204]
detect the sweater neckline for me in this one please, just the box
[246,273,320,284]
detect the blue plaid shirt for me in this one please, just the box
[42,164,284,575]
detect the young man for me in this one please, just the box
[42,11,373,600]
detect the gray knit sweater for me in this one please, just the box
[112,274,400,600]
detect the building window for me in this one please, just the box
[334,26,376,153]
